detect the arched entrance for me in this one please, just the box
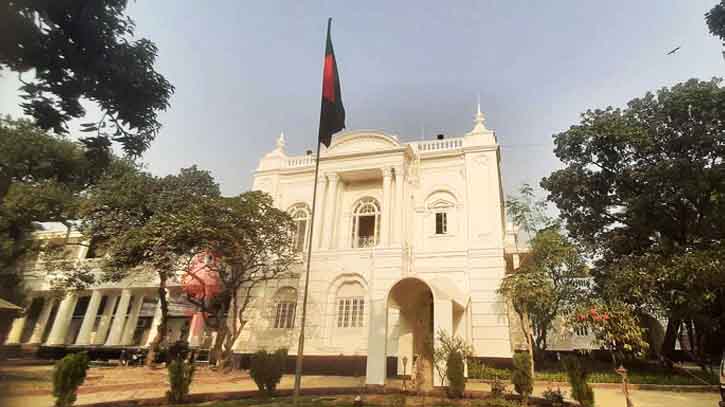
[388,278,435,391]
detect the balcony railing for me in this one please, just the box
[413,137,463,153]
[356,236,377,248]
[285,155,316,168]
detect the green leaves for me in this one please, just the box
[542,78,725,358]
[0,0,174,156]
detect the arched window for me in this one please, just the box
[289,204,310,252]
[272,287,297,329]
[335,282,365,328]
[351,198,380,248]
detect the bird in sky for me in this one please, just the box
[666,46,681,55]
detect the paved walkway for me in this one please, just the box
[0,365,719,407]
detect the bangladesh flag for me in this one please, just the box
[318,18,345,148]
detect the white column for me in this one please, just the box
[433,299,454,387]
[145,298,163,347]
[94,293,118,345]
[46,293,78,346]
[322,173,339,249]
[4,310,28,345]
[105,289,131,346]
[312,176,327,249]
[365,298,388,385]
[381,167,393,247]
[28,297,56,344]
[187,312,206,347]
[121,293,144,345]
[75,291,103,345]
[394,166,405,245]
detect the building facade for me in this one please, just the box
[4,107,526,387]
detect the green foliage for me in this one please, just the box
[249,348,288,396]
[468,359,718,385]
[431,329,474,387]
[166,359,196,404]
[0,0,174,156]
[445,350,465,398]
[707,1,725,48]
[562,356,594,407]
[542,387,565,406]
[0,117,110,302]
[52,352,89,407]
[502,185,587,357]
[511,352,533,403]
[541,78,725,361]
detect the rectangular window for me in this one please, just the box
[295,220,306,252]
[575,326,588,336]
[337,297,364,328]
[435,212,448,234]
[274,302,296,328]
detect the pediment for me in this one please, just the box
[326,131,401,155]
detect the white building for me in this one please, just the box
[4,106,527,388]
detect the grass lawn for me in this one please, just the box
[470,361,719,386]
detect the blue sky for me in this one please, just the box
[1,1,723,196]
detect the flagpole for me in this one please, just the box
[293,139,322,405]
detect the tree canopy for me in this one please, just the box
[0,117,108,303]
[0,0,174,156]
[541,78,725,363]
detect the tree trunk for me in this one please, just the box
[0,173,10,205]
[661,318,681,367]
[516,308,536,379]
[145,277,169,367]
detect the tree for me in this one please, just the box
[181,191,297,370]
[77,163,221,365]
[499,184,587,372]
[0,117,107,303]
[0,0,174,157]
[569,301,649,366]
[541,78,725,364]
[707,1,725,56]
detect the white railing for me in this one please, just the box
[413,137,463,152]
[285,155,316,168]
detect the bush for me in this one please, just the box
[249,348,288,396]
[52,352,90,407]
[166,359,196,404]
[542,386,565,406]
[511,352,533,405]
[562,356,594,407]
[446,350,465,398]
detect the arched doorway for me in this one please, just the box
[387,278,434,391]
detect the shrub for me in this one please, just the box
[52,352,90,407]
[511,352,533,405]
[562,356,594,407]
[249,348,288,396]
[446,350,465,398]
[542,386,565,407]
[166,358,196,404]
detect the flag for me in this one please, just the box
[318,18,345,148]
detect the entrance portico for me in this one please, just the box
[365,276,468,389]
